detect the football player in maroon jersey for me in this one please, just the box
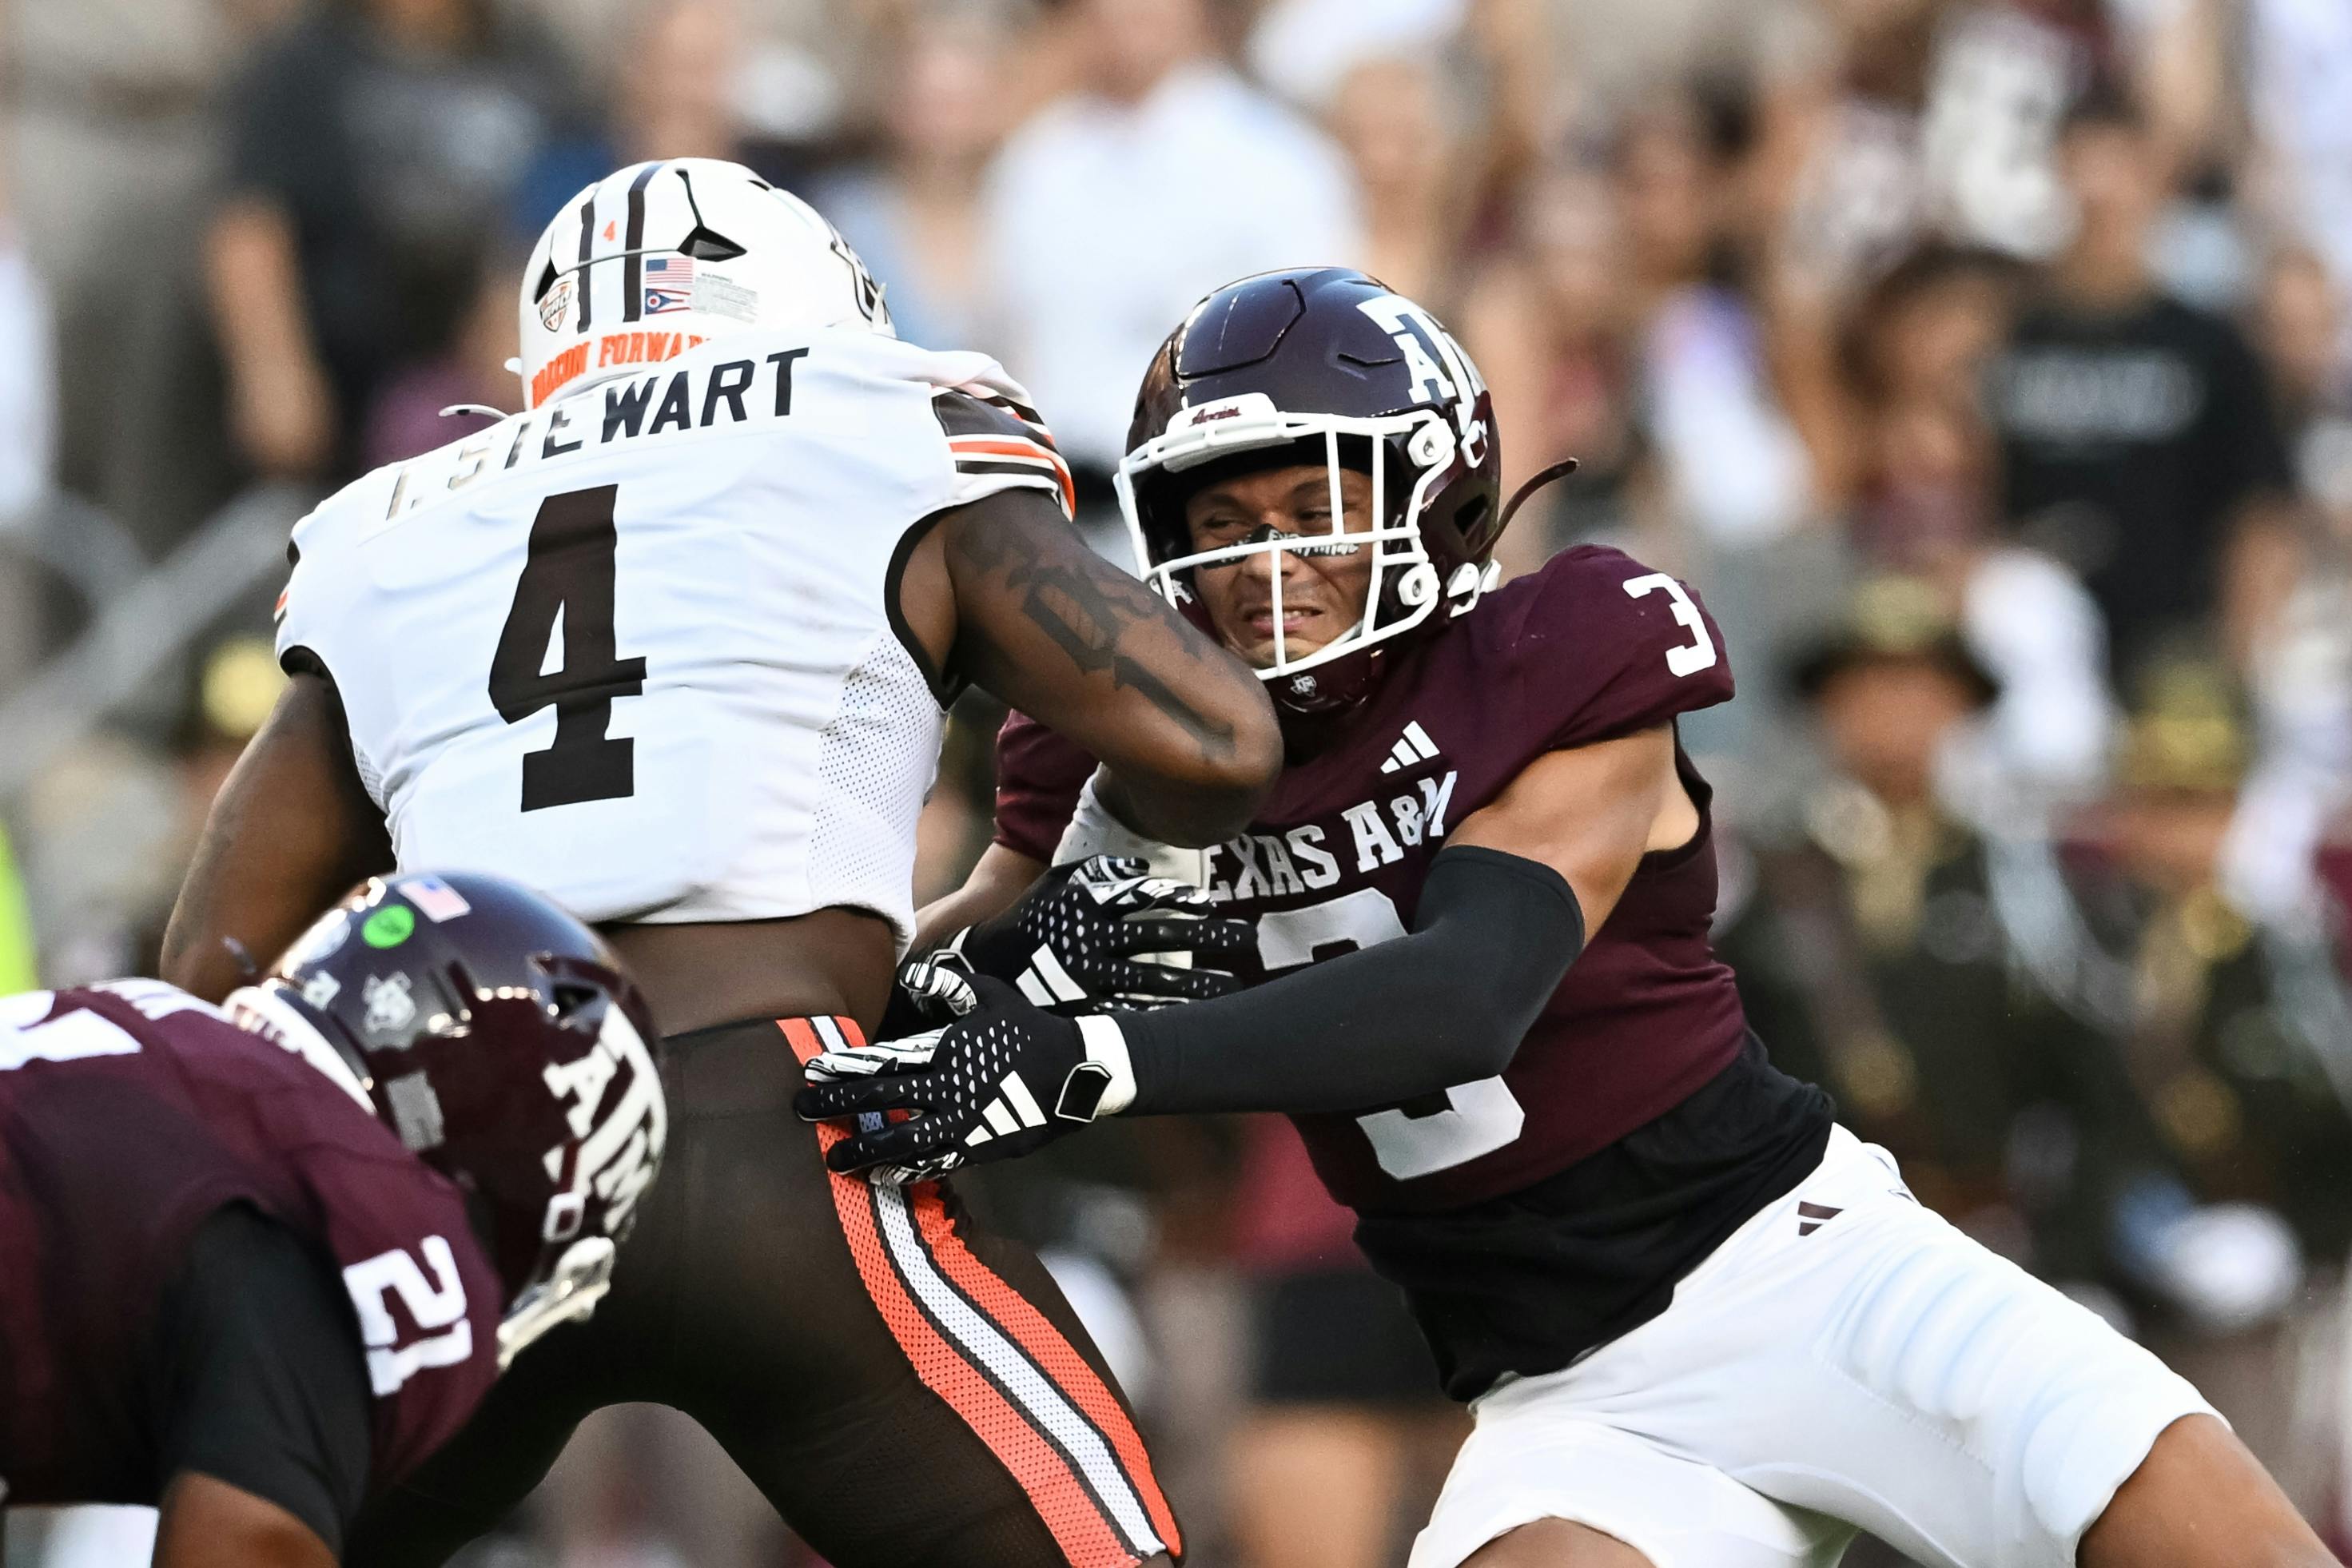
[0,872,664,1568]
[801,269,2333,1568]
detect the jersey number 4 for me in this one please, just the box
[489,485,647,811]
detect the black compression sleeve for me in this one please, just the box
[1117,845,1584,1115]
[147,1205,374,1554]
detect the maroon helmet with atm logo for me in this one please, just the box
[225,872,666,1367]
[1120,267,1567,715]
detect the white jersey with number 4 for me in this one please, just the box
[275,325,1073,945]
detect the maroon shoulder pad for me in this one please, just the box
[1493,546,1734,754]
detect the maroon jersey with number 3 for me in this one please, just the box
[995,545,1751,1213]
[0,981,503,1506]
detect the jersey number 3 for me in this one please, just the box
[1622,572,1717,678]
[489,485,647,811]
[1258,889,1527,1181]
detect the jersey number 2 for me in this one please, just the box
[489,485,647,811]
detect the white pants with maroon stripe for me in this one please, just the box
[1410,1128,2217,1568]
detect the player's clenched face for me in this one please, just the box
[1183,464,1378,667]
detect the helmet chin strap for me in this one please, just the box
[1497,457,1582,536]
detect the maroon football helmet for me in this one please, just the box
[225,873,666,1367]
[1120,268,1557,715]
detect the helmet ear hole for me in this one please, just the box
[1453,494,1494,552]
[680,227,746,262]
[549,981,601,1019]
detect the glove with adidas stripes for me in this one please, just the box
[796,960,1135,1184]
[935,854,1257,1014]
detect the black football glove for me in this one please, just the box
[940,854,1257,1013]
[796,962,1135,1184]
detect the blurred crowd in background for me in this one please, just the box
[3,0,2352,1562]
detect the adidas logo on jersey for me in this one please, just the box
[963,1073,1049,1146]
[1797,1201,1842,1237]
[1379,722,1441,774]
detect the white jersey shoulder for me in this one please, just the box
[277,326,1071,945]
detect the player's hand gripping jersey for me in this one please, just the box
[276,326,1073,945]
[0,981,501,1506]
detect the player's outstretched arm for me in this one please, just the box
[800,726,1685,1176]
[1104,722,1680,1112]
[901,488,1281,847]
[162,668,393,1003]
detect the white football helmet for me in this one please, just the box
[516,157,892,410]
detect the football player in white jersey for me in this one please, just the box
[161,159,1280,1568]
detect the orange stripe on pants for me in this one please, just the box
[909,1184,1183,1554]
[779,1018,1147,1566]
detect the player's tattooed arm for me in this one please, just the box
[903,489,1279,846]
[162,668,393,1002]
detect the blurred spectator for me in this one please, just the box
[1749,579,2159,1288]
[2245,0,2352,335]
[1224,1121,1459,1568]
[0,162,58,692]
[821,3,1022,352]
[2073,661,2352,1504]
[614,0,752,166]
[1774,0,1945,297]
[11,0,283,551]
[1464,167,1647,569]
[977,0,1363,493]
[1323,57,1474,311]
[1477,100,1819,562]
[1844,246,2013,557]
[1539,0,1829,138]
[1841,246,2017,565]
[1837,249,2118,800]
[1987,90,2302,690]
[2221,249,2352,925]
[361,257,518,468]
[2088,665,2352,1264]
[1615,98,1820,553]
[1915,2,2094,261]
[206,0,583,480]
[0,201,57,531]
[1244,0,1463,114]
[516,0,755,237]
[1947,544,2117,804]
